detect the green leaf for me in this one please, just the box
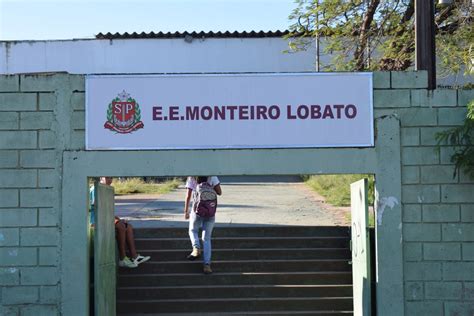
[287,0,472,75]
[436,98,474,179]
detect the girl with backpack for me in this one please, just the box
[184,176,222,274]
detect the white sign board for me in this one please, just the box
[86,73,373,150]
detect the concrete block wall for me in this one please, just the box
[0,74,83,316]
[1,72,473,314]
[373,71,474,315]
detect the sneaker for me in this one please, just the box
[203,264,212,274]
[187,247,201,261]
[118,257,138,268]
[132,254,150,266]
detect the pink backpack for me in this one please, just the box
[193,182,217,217]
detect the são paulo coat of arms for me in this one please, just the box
[104,90,144,133]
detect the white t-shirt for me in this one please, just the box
[185,176,220,191]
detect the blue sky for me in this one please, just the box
[0,0,296,40]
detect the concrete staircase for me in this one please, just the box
[117,226,353,315]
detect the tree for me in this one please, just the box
[288,0,473,178]
[287,0,473,78]
[436,99,474,178]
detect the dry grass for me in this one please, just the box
[304,174,375,227]
[111,178,182,195]
[304,174,375,207]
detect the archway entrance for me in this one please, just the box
[61,115,403,315]
[110,175,371,314]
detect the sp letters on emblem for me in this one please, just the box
[104,90,144,134]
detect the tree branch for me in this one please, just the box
[401,0,414,24]
[354,0,380,70]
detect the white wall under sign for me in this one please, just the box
[86,73,373,150]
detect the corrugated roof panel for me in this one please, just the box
[95,30,291,39]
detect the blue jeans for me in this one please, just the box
[189,211,215,265]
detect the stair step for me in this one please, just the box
[117,226,354,315]
[120,312,353,316]
[118,271,352,287]
[119,259,350,274]
[135,237,350,249]
[124,312,353,316]
[116,297,353,313]
[134,226,350,238]
[137,248,351,261]
[117,284,353,300]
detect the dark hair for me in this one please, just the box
[197,176,208,184]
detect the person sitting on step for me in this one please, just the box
[90,177,151,268]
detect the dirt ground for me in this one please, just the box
[115,182,350,228]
